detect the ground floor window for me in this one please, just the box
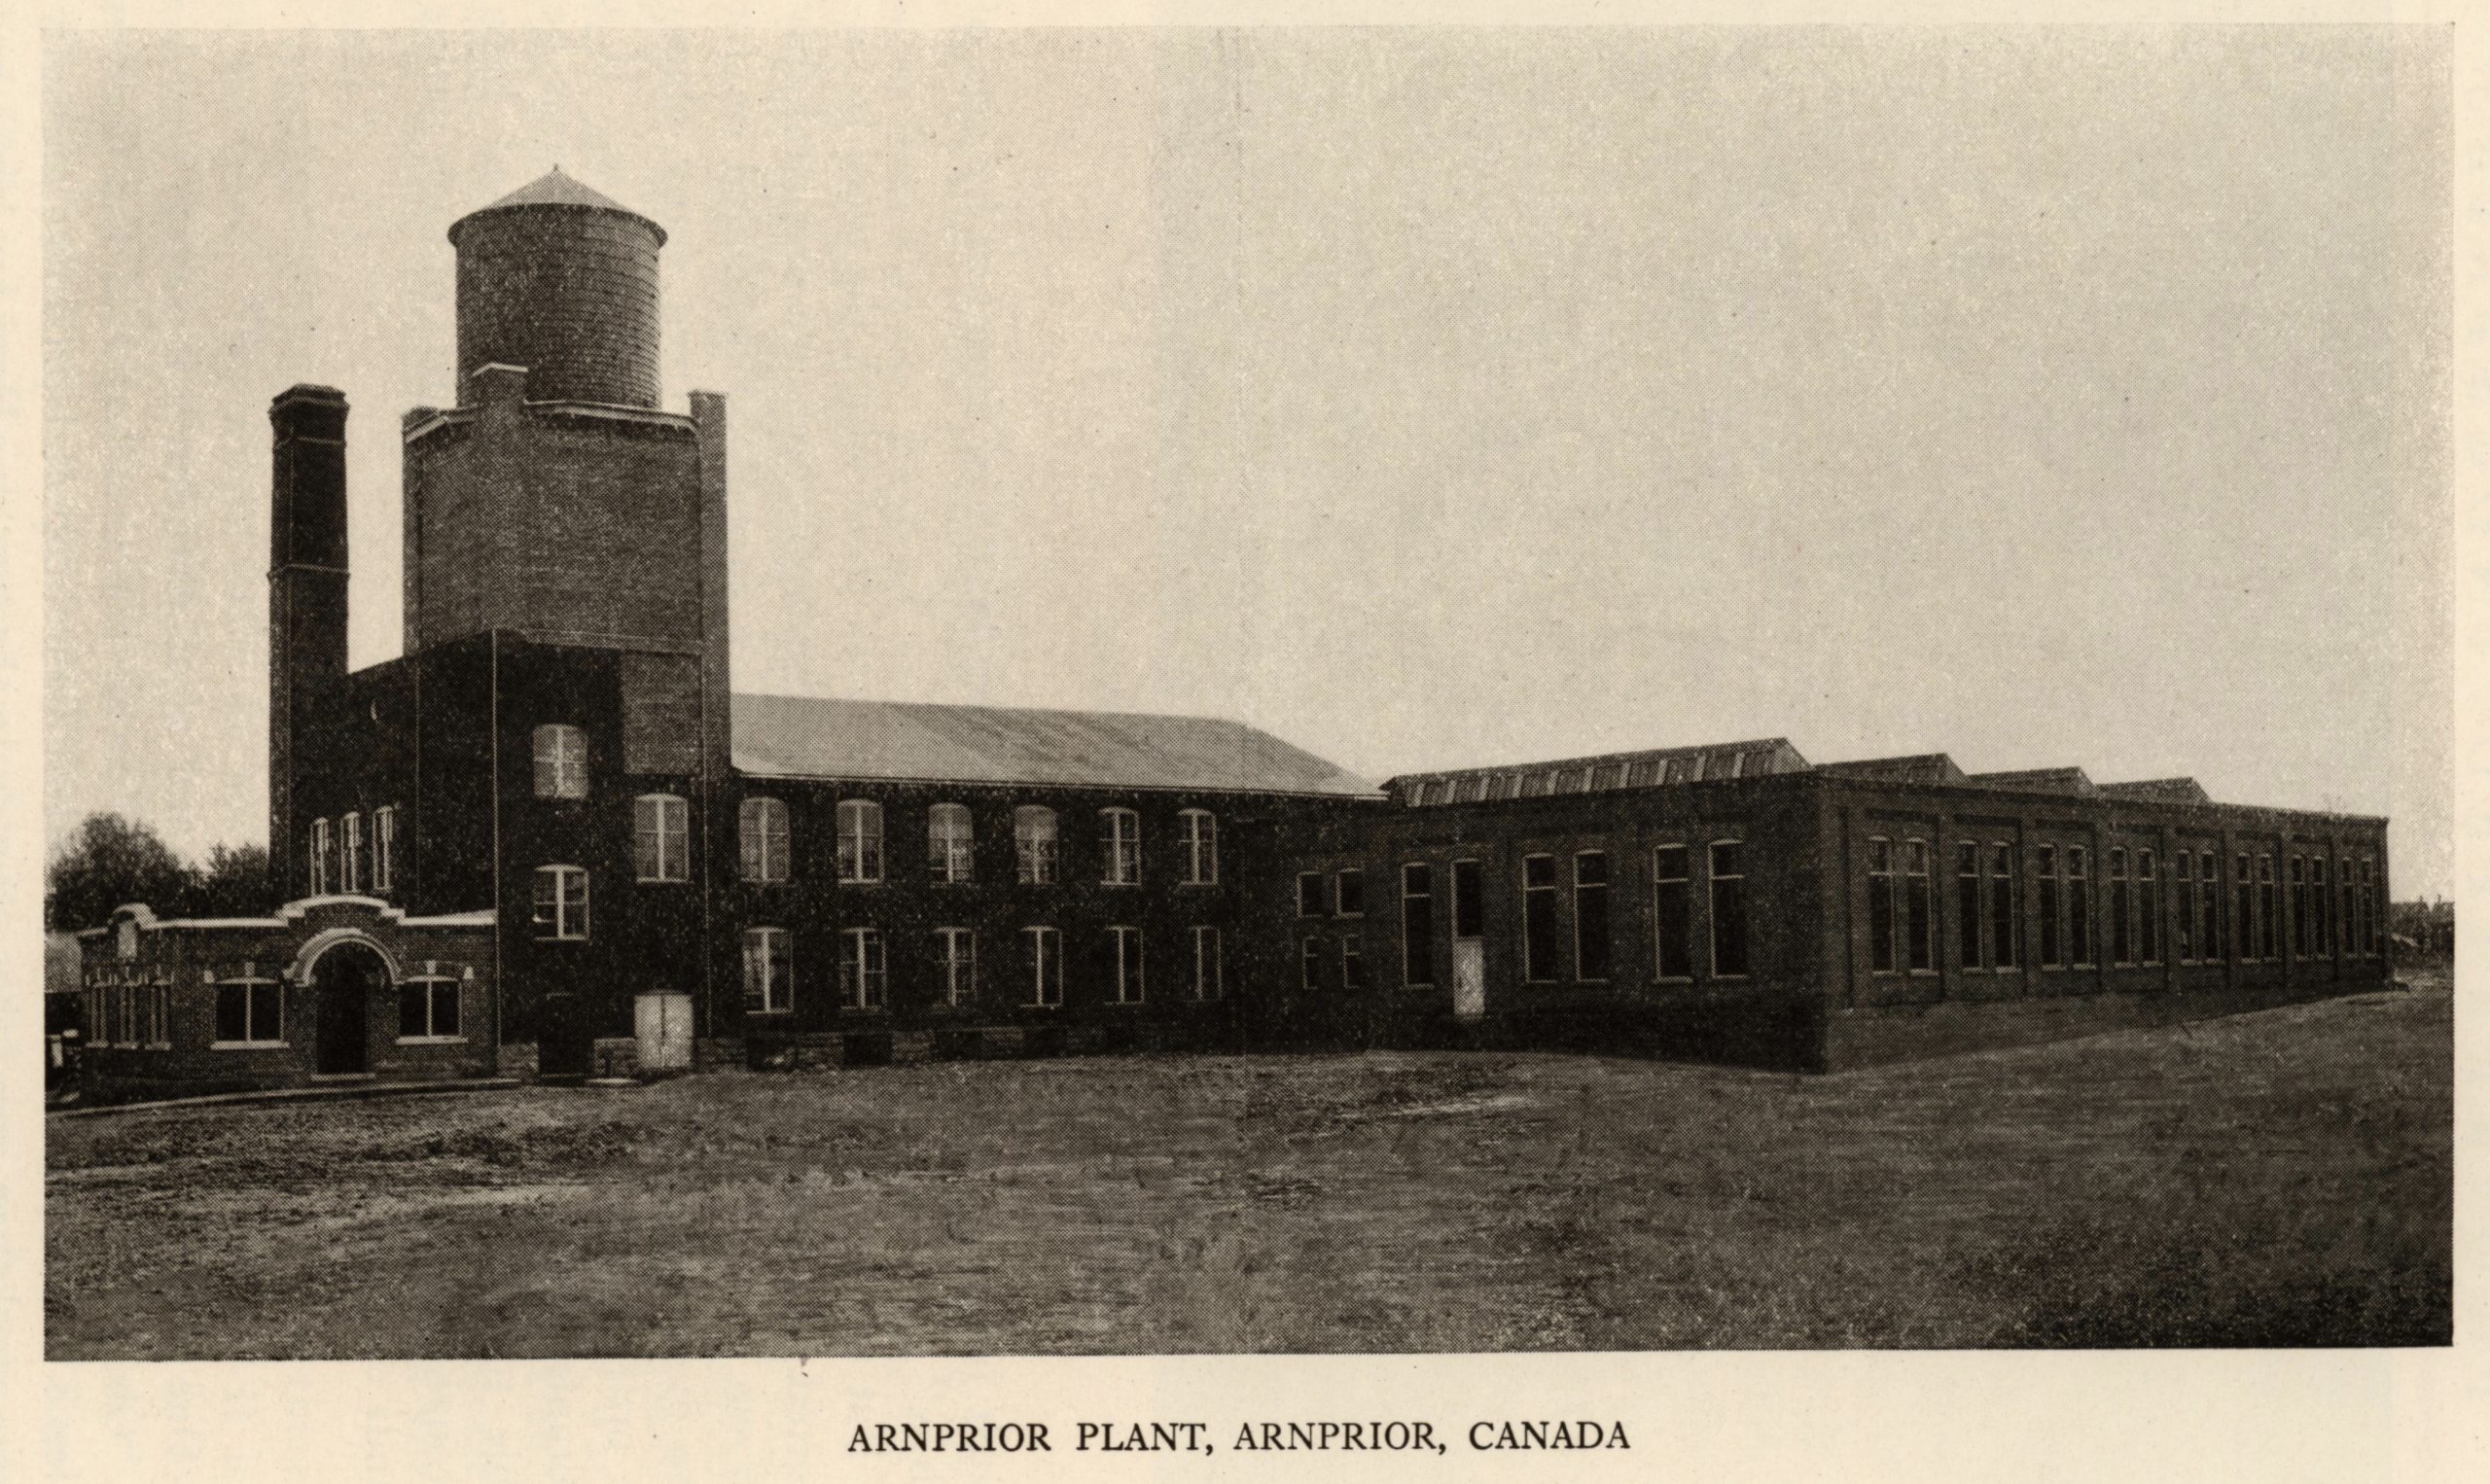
[398,965,462,1039]
[936,927,976,1007]
[1341,934,1366,991]
[1192,926,1223,1001]
[743,928,792,1014]
[839,928,888,1010]
[1521,855,1560,982]
[1025,927,1063,1007]
[1710,840,1750,978]
[1109,926,1145,1004]
[1654,844,1692,980]
[215,967,284,1045]
[1402,864,1436,987]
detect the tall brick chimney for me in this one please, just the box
[267,384,349,902]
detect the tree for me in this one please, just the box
[189,842,273,919]
[45,813,191,932]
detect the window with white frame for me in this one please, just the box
[2174,849,2198,963]
[742,928,792,1014]
[1341,934,1367,991]
[839,927,887,1009]
[1574,851,1610,982]
[309,818,332,895]
[928,803,975,884]
[739,796,790,883]
[1402,864,1436,987]
[837,799,884,884]
[1108,926,1144,1003]
[340,812,364,894]
[2138,849,2161,966]
[2066,846,2093,968]
[398,961,463,1040]
[1991,842,2020,971]
[635,794,691,883]
[1955,841,1984,971]
[936,927,977,1007]
[1024,926,1063,1007]
[140,978,169,1046]
[533,724,587,799]
[1710,840,1751,978]
[1654,844,1694,980]
[1868,838,1900,973]
[2108,848,2133,966]
[1334,869,1365,917]
[532,866,589,940]
[1192,925,1224,1001]
[1014,806,1059,885]
[1099,808,1140,886]
[213,962,284,1046]
[1903,839,1935,972]
[1179,809,1218,885]
[2257,854,2279,961]
[1300,936,1324,992]
[374,806,397,893]
[1521,854,1560,982]
[1298,872,1328,918]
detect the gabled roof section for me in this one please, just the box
[1388,739,1809,807]
[1969,766,2099,797]
[1820,754,1969,785]
[729,694,1381,798]
[2099,778,2212,804]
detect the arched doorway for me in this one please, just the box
[309,941,388,1076]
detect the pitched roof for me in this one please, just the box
[729,694,1381,798]
[2099,778,2212,804]
[1969,766,2099,796]
[452,167,665,244]
[1820,754,1968,785]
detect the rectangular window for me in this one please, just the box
[340,812,364,894]
[2290,856,2308,958]
[837,800,885,884]
[374,806,397,893]
[1654,844,1693,979]
[2313,857,2332,957]
[2201,851,2223,962]
[2234,853,2255,962]
[2038,846,2062,968]
[2258,855,2278,960]
[1298,872,1328,918]
[1574,852,1610,982]
[1451,859,1484,940]
[1025,927,1063,1007]
[1522,854,1560,982]
[1956,841,1983,971]
[935,927,977,1007]
[928,804,976,885]
[2067,846,2092,967]
[398,969,462,1040]
[1180,810,1218,885]
[1109,926,1145,1004]
[532,866,588,941]
[1402,865,1436,987]
[2174,849,2197,962]
[1341,936,1367,992]
[1100,809,1140,886]
[145,982,169,1046]
[309,818,331,895]
[635,795,691,883]
[1903,840,1934,972]
[2108,848,2132,967]
[1192,926,1223,1001]
[1301,936,1324,992]
[1868,838,1899,973]
[2138,849,2161,966]
[533,724,588,799]
[839,928,887,1009]
[740,798,790,883]
[1014,807,1059,885]
[742,927,792,1014]
[1989,843,2019,971]
[1334,869,1366,918]
[1710,841,1750,978]
[215,971,283,1045]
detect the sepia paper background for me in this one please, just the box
[4,2,2481,1480]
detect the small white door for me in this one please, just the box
[1453,938,1486,1020]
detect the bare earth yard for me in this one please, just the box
[48,972,2451,1358]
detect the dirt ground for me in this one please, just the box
[46,972,2451,1358]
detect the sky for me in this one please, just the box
[41,26,2453,897]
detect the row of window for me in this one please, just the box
[623,795,1221,889]
[306,806,398,897]
[740,924,1225,1013]
[1867,836,2385,975]
[1392,842,1750,988]
[80,962,462,1048]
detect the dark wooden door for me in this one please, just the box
[315,952,372,1074]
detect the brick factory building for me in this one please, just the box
[77,171,2394,1093]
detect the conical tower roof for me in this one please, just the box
[449,166,665,246]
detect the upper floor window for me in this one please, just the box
[374,806,398,893]
[635,795,691,883]
[837,799,884,884]
[1014,806,1059,885]
[928,803,975,884]
[1179,809,1218,885]
[743,927,792,1014]
[309,817,332,896]
[1334,869,1366,918]
[533,724,587,799]
[739,797,790,884]
[340,812,364,894]
[1298,872,1328,918]
[532,866,589,941]
[1099,808,1140,886]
